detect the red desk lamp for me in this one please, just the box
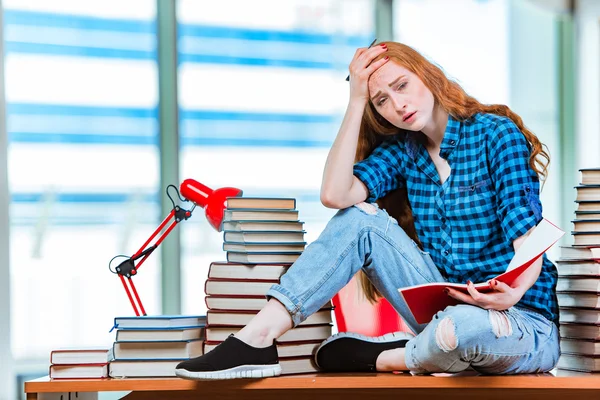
[109,179,243,316]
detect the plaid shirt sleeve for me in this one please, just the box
[353,140,405,203]
[489,118,543,243]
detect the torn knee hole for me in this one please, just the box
[489,310,512,337]
[435,317,457,352]
[354,202,378,215]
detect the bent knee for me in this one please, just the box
[488,309,512,337]
[433,306,513,353]
[354,202,379,215]
[435,316,457,352]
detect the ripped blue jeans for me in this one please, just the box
[265,203,560,374]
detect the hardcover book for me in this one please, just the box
[398,219,564,324]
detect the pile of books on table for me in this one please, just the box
[49,348,112,379]
[203,196,333,375]
[556,168,600,373]
[108,315,206,378]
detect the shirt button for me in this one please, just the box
[449,140,456,145]
[525,186,531,192]
[443,250,449,256]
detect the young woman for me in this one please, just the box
[175,41,559,379]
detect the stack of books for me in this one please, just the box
[556,168,600,373]
[203,196,334,375]
[108,315,206,378]
[49,348,112,379]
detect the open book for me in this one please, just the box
[398,218,564,324]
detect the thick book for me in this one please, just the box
[398,218,564,324]
[206,309,332,327]
[113,339,203,360]
[206,324,332,343]
[556,260,600,277]
[223,209,299,222]
[50,363,108,379]
[205,295,333,311]
[577,201,600,212]
[575,185,600,202]
[561,338,600,356]
[226,252,302,264]
[557,277,600,293]
[557,354,600,372]
[50,347,112,365]
[204,278,278,296]
[225,197,296,210]
[223,231,306,244]
[208,262,291,280]
[581,168,600,185]
[204,340,321,359]
[279,356,319,375]
[223,242,306,253]
[572,232,600,246]
[115,326,205,342]
[560,308,600,324]
[223,220,305,232]
[560,246,600,260]
[557,293,600,309]
[575,211,600,221]
[113,315,206,330]
[573,219,600,233]
[109,359,181,378]
[222,242,306,254]
[560,323,600,340]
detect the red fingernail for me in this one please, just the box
[380,44,387,48]
[443,288,449,294]
[384,56,389,60]
[467,280,472,285]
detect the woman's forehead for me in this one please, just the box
[369,62,411,88]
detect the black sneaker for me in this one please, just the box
[175,334,281,380]
[314,331,414,372]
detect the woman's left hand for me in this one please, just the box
[446,279,522,311]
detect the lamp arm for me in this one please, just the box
[108,179,242,316]
[108,191,193,316]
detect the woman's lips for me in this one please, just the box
[403,112,416,123]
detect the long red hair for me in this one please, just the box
[356,42,550,302]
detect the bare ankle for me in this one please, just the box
[232,298,293,348]
[234,326,274,348]
[376,348,408,371]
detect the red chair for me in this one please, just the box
[332,276,412,336]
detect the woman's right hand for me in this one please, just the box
[348,43,389,104]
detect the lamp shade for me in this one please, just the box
[180,179,243,231]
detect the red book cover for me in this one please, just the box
[399,219,564,324]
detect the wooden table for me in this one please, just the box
[24,372,600,400]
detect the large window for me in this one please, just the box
[176,0,376,315]
[5,0,160,362]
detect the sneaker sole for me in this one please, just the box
[314,331,415,369]
[175,364,282,380]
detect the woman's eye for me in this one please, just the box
[396,82,407,90]
[377,98,387,106]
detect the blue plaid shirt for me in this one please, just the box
[353,112,559,324]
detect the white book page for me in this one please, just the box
[505,219,564,272]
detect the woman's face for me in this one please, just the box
[368,61,435,131]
